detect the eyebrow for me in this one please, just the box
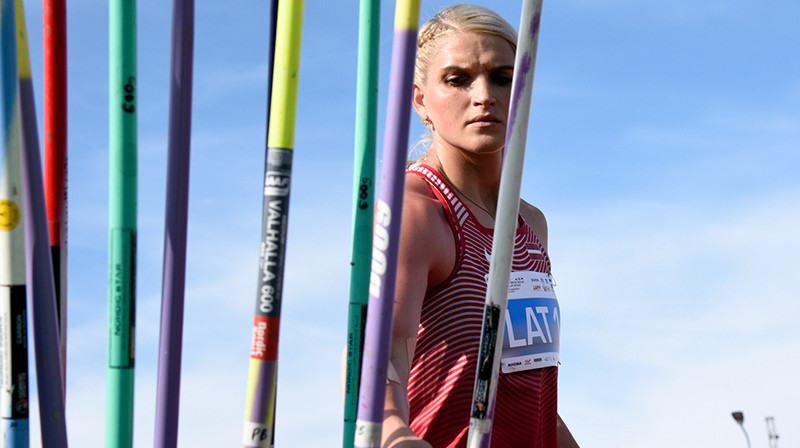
[440,64,514,73]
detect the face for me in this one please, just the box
[414,31,516,158]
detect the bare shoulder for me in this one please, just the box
[400,174,455,288]
[520,199,548,251]
[403,174,448,234]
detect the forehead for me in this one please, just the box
[428,31,516,71]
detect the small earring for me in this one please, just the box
[422,115,432,126]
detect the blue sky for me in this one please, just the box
[15,0,800,446]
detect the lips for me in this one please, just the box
[469,114,502,126]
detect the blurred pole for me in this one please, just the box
[765,416,779,448]
[731,411,751,448]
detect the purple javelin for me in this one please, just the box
[153,0,194,447]
[14,0,69,444]
[354,1,420,446]
[19,78,69,448]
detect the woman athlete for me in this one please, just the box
[380,4,580,448]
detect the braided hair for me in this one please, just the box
[414,4,518,87]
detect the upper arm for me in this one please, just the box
[520,199,548,250]
[391,176,454,373]
[383,175,454,428]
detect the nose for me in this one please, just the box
[472,76,497,108]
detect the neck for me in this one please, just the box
[425,145,502,216]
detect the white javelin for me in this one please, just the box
[467,0,545,446]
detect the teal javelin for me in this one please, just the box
[354,1,420,446]
[107,0,137,446]
[342,1,380,447]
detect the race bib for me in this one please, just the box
[501,271,560,373]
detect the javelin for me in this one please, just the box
[264,1,279,445]
[467,1,544,446]
[153,0,194,446]
[241,1,304,446]
[14,0,69,444]
[107,0,138,446]
[342,1,380,447]
[1,0,30,444]
[247,0,278,445]
[42,0,68,381]
[354,1,419,447]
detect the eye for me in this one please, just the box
[444,74,468,87]
[492,72,513,86]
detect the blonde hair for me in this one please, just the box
[415,4,518,87]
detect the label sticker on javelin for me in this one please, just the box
[109,229,136,368]
[354,420,382,447]
[243,421,271,447]
[256,148,292,319]
[264,147,292,197]
[501,271,560,373]
[1,285,29,419]
[0,200,21,231]
[250,316,280,361]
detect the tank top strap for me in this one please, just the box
[407,163,472,232]
[407,164,552,276]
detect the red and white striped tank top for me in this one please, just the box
[406,165,558,448]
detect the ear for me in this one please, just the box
[412,83,427,120]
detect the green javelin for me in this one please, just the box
[342,1,380,447]
[107,0,137,446]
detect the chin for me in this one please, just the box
[465,145,504,158]
[470,138,505,154]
